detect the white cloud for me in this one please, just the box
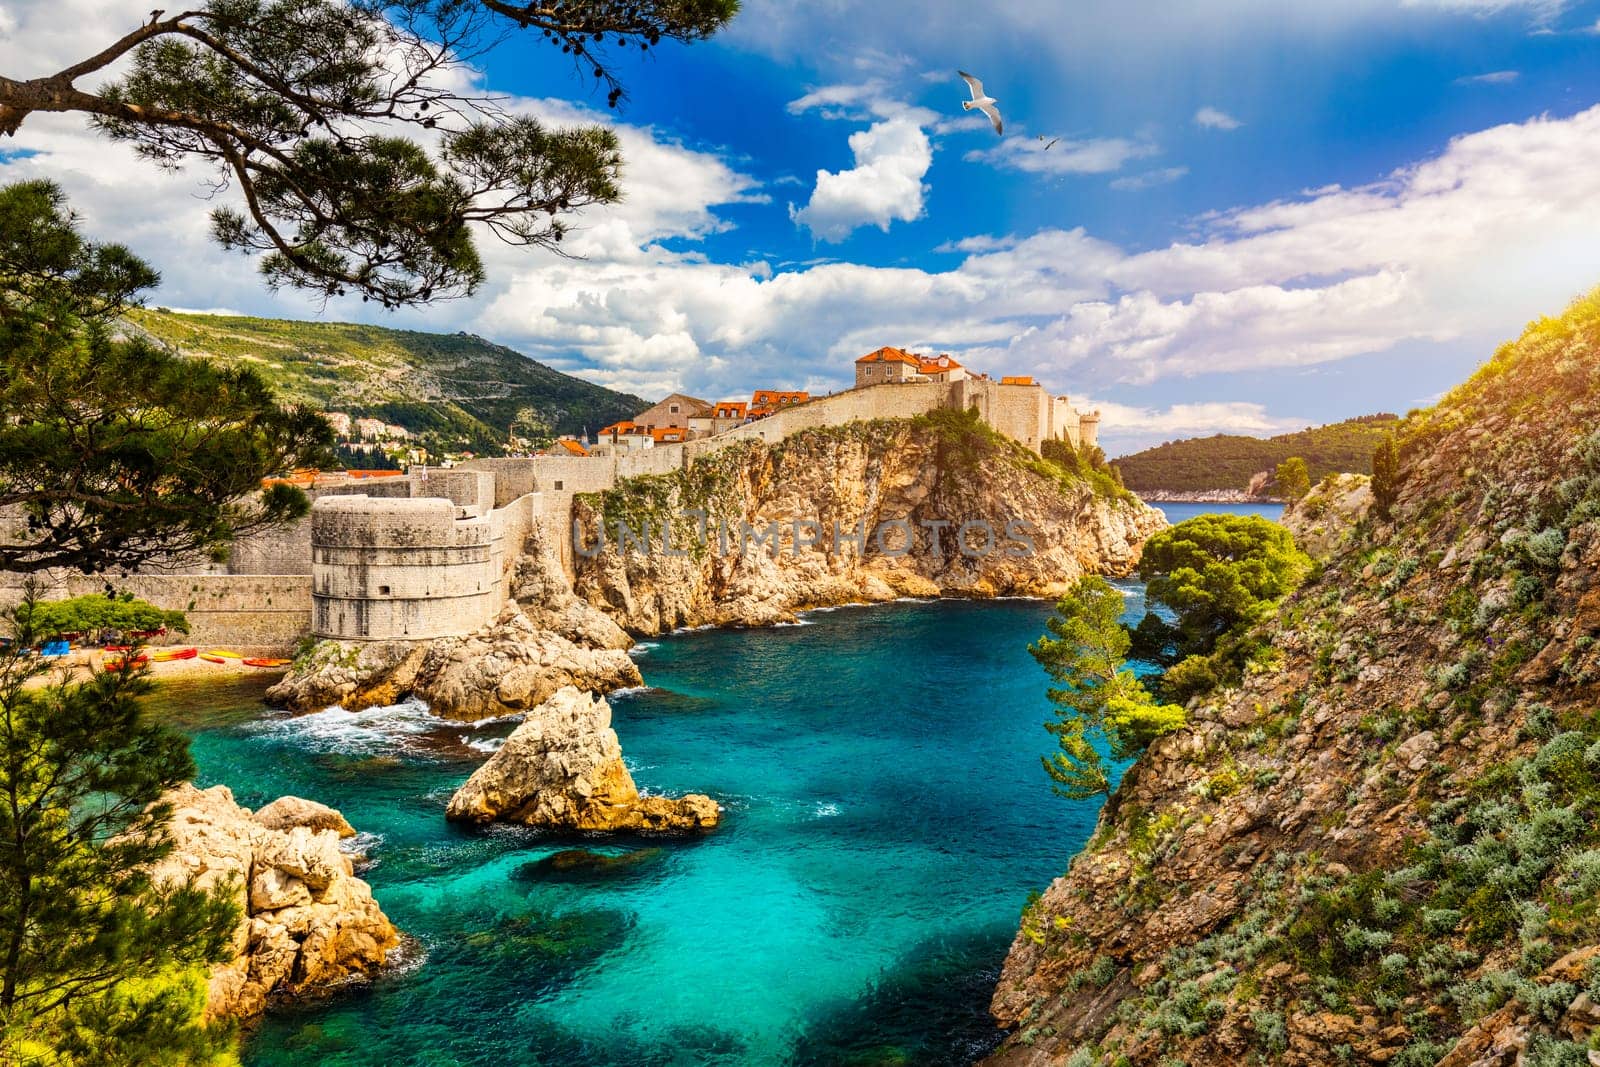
[967,134,1160,175]
[479,103,1600,403]
[789,116,933,242]
[1111,166,1190,191]
[1401,0,1565,15]
[1455,70,1521,84]
[1195,106,1243,131]
[1089,400,1308,455]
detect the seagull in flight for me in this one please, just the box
[958,71,1003,135]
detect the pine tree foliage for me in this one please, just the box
[0,0,740,306]
[0,180,334,573]
[0,588,239,1064]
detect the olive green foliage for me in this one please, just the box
[1133,515,1311,701]
[1276,456,1311,501]
[0,180,334,574]
[0,590,238,1064]
[2,0,739,306]
[1372,435,1401,519]
[1112,414,1400,493]
[1031,577,1187,800]
[1040,437,1130,501]
[17,594,188,639]
[129,309,648,456]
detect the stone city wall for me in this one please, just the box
[0,572,313,650]
[310,496,502,641]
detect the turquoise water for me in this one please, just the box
[153,503,1273,1067]
[1151,500,1284,525]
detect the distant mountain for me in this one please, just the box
[123,309,647,456]
[1111,414,1401,495]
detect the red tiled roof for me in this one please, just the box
[854,346,921,366]
[555,439,588,456]
[651,426,689,442]
[1000,375,1035,386]
[715,401,748,418]
[917,354,962,374]
[751,390,810,406]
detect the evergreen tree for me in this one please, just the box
[0,0,739,307]
[0,588,239,1064]
[1030,577,1186,801]
[1133,514,1311,701]
[1372,434,1401,519]
[1276,456,1311,501]
[0,180,334,573]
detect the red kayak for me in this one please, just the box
[102,655,150,671]
[153,647,198,662]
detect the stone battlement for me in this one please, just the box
[3,378,1107,645]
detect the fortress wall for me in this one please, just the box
[459,458,540,506]
[310,497,501,640]
[523,455,622,494]
[616,447,686,479]
[709,382,951,448]
[992,384,1051,451]
[0,573,313,650]
[220,518,314,576]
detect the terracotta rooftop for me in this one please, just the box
[854,346,921,366]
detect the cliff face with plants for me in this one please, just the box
[987,291,1600,1066]
[569,410,1167,635]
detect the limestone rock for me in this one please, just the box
[567,425,1166,636]
[267,604,642,720]
[1282,473,1373,559]
[252,796,356,838]
[149,784,399,1020]
[445,686,719,834]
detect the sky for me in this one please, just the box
[4,1,1600,453]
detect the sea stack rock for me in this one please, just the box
[148,784,399,1020]
[445,686,720,834]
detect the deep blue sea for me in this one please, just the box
[150,502,1279,1067]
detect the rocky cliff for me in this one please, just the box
[150,785,399,1020]
[444,686,720,833]
[267,601,641,719]
[987,291,1600,1065]
[570,410,1166,634]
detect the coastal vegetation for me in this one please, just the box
[990,288,1600,1065]
[1030,515,1310,799]
[1112,414,1400,495]
[1275,457,1311,502]
[0,593,238,1064]
[0,181,332,574]
[127,310,647,458]
[17,593,188,639]
[1030,578,1185,800]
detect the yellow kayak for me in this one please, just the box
[202,649,243,661]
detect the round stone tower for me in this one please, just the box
[310,496,501,641]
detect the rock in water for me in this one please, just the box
[266,602,643,719]
[148,784,399,1020]
[445,686,720,834]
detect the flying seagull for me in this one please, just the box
[1038,135,1060,150]
[958,71,1003,135]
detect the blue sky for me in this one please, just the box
[5,0,1600,452]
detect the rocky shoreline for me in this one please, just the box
[1134,489,1284,504]
[151,785,399,1021]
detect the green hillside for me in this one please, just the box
[1111,414,1400,494]
[122,309,647,458]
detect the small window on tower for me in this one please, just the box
[554,480,564,491]
[378,585,391,596]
